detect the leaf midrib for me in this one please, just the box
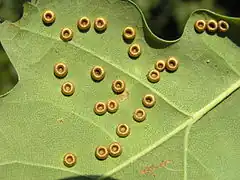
[102,79,240,179]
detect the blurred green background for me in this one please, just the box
[0,0,240,95]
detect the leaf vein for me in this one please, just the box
[2,99,116,142]
[0,161,80,176]
[188,151,218,180]
[101,79,240,178]
[184,124,192,180]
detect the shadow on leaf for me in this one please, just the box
[0,43,18,96]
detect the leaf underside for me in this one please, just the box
[0,0,240,179]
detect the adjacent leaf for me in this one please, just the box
[0,0,239,179]
[0,43,18,95]
[132,0,228,40]
[0,0,27,22]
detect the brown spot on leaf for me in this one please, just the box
[57,119,64,123]
[115,89,129,103]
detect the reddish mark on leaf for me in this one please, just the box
[159,160,172,167]
[140,160,172,177]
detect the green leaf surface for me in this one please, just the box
[0,0,240,179]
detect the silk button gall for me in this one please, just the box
[147,69,160,83]
[60,28,73,42]
[112,80,125,94]
[77,17,91,32]
[218,20,229,33]
[107,100,119,114]
[94,102,107,116]
[155,60,165,72]
[128,44,141,59]
[108,142,122,158]
[133,108,146,122]
[165,57,179,72]
[194,20,206,33]
[206,20,218,33]
[94,17,107,32]
[123,27,136,42]
[54,63,68,78]
[91,66,105,82]
[61,82,75,96]
[42,10,56,25]
[63,153,77,167]
[116,124,130,138]
[95,146,109,160]
[142,94,156,108]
